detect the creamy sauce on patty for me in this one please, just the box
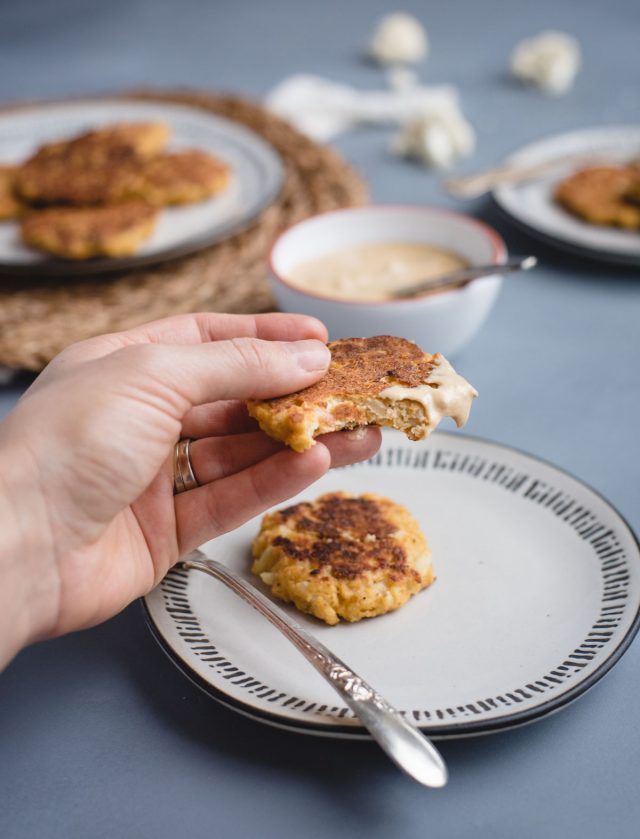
[286,242,468,302]
[379,354,478,430]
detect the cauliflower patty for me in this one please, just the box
[252,492,433,625]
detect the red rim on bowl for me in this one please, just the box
[268,205,508,307]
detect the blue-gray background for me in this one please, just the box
[1,1,639,837]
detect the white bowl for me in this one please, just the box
[268,205,507,357]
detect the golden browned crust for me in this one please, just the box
[252,492,433,624]
[15,122,170,207]
[21,201,159,259]
[248,336,439,452]
[17,145,228,208]
[287,335,436,400]
[16,152,142,206]
[555,165,640,230]
[0,165,25,220]
[128,150,230,206]
[29,122,170,165]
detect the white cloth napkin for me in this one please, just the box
[265,73,462,142]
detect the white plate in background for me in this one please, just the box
[493,125,640,264]
[0,99,283,276]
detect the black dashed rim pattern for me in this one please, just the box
[143,432,640,739]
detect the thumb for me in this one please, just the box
[105,337,331,409]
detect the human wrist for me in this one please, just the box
[0,424,59,665]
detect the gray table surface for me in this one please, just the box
[1,1,639,837]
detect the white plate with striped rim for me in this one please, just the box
[144,431,640,738]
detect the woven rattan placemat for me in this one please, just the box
[0,90,367,371]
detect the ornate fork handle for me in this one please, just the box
[182,551,447,788]
[310,656,387,709]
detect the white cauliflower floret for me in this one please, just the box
[391,109,476,169]
[369,12,428,65]
[510,31,581,95]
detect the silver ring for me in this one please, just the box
[173,438,199,494]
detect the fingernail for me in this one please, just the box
[288,340,331,372]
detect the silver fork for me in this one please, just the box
[182,549,448,788]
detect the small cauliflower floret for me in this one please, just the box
[368,12,428,65]
[510,31,581,95]
[391,109,476,169]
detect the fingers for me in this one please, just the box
[189,432,282,483]
[177,428,381,552]
[25,312,328,397]
[188,427,381,485]
[109,312,329,347]
[54,312,328,365]
[175,444,332,552]
[182,398,383,452]
[318,427,382,467]
[102,337,331,410]
[181,400,258,438]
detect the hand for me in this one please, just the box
[0,313,380,666]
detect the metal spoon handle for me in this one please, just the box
[393,255,537,298]
[182,551,448,788]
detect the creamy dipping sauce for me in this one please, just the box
[286,242,468,302]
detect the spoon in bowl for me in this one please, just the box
[392,255,537,299]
